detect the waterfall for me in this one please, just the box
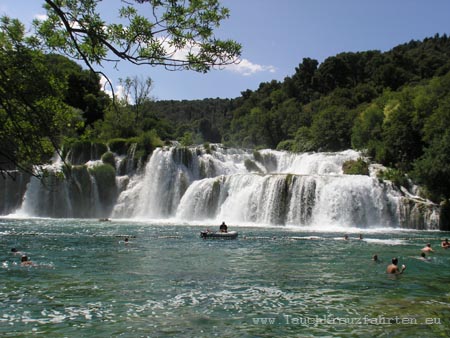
[174,173,400,228]
[126,142,138,174]
[113,145,254,218]
[14,161,117,218]
[89,174,103,217]
[111,145,440,229]
[0,171,30,215]
[2,144,441,229]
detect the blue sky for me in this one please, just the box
[1,0,450,101]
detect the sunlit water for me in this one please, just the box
[1,218,449,337]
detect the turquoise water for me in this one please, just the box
[1,218,449,337]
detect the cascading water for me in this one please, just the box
[13,158,117,218]
[111,145,440,229]
[0,171,29,215]
[2,144,441,229]
[113,146,254,218]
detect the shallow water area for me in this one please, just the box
[1,218,449,337]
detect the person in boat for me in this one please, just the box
[219,222,228,233]
[386,257,406,274]
[421,243,433,253]
[441,238,449,249]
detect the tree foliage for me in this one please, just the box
[3,4,450,209]
[1,0,240,176]
[0,17,76,177]
[35,0,241,76]
[142,34,450,203]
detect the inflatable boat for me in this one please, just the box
[200,231,238,240]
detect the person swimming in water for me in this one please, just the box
[20,255,35,267]
[386,257,406,274]
[441,238,449,249]
[419,252,431,261]
[11,248,22,255]
[421,243,434,253]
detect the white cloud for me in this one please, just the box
[226,58,276,76]
[100,75,127,101]
[156,39,276,76]
[34,14,47,21]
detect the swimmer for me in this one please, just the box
[11,248,22,255]
[359,234,363,240]
[419,252,431,261]
[386,257,406,274]
[372,254,380,263]
[421,243,434,253]
[344,234,349,240]
[20,255,35,267]
[441,238,449,249]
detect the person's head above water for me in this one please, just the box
[391,257,398,265]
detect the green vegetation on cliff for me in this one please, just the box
[343,159,369,176]
[2,11,450,211]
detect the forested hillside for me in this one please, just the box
[2,19,450,212]
[146,34,450,207]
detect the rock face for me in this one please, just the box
[398,197,440,230]
[0,171,30,215]
[1,144,442,230]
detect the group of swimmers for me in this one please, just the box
[10,248,35,267]
[372,238,449,274]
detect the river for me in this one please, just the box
[1,218,449,337]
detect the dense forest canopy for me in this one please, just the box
[137,34,450,204]
[0,0,241,177]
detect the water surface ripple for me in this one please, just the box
[1,219,449,337]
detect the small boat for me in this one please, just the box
[200,230,238,240]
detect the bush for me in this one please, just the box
[135,130,163,161]
[89,164,117,207]
[101,151,116,169]
[108,138,128,155]
[203,142,211,154]
[342,158,369,175]
[180,132,194,146]
[276,139,295,151]
[377,168,409,189]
